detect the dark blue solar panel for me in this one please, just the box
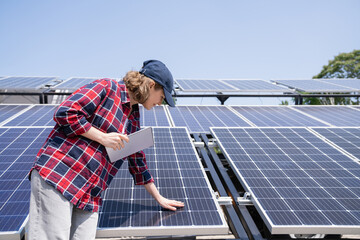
[223,80,289,92]
[231,106,329,127]
[139,105,170,127]
[168,106,250,132]
[293,106,360,126]
[4,105,57,127]
[311,128,360,161]
[53,77,99,90]
[211,127,360,234]
[0,105,30,125]
[322,79,360,91]
[0,127,52,236]
[176,79,237,92]
[97,127,227,237]
[272,79,356,92]
[0,77,58,89]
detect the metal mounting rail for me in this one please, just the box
[200,133,265,240]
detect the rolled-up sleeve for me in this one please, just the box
[128,151,154,185]
[54,80,108,138]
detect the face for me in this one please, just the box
[142,82,165,110]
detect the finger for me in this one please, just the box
[170,201,184,207]
[118,140,124,149]
[164,205,177,211]
[119,134,129,143]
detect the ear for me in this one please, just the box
[149,80,155,89]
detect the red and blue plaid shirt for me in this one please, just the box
[31,78,153,212]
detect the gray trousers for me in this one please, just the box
[28,170,99,240]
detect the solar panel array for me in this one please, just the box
[167,106,250,132]
[0,127,52,239]
[272,79,356,92]
[176,79,238,92]
[0,77,58,90]
[231,106,329,127]
[321,79,360,91]
[311,128,360,160]
[222,80,290,92]
[2,105,58,127]
[293,106,360,126]
[52,77,100,90]
[97,127,227,237]
[0,105,30,125]
[211,127,360,234]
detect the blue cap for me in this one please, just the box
[139,60,175,107]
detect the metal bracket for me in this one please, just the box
[193,141,204,148]
[217,196,233,206]
[237,192,253,206]
[207,139,218,148]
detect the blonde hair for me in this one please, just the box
[123,71,163,104]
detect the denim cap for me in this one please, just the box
[139,60,175,107]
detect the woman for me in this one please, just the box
[28,60,184,240]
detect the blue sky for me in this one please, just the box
[0,0,359,104]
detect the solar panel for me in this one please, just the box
[0,77,58,90]
[311,127,360,161]
[292,106,360,126]
[0,105,31,126]
[139,105,170,127]
[167,106,250,133]
[223,80,291,92]
[3,105,57,127]
[97,127,227,237]
[53,77,100,90]
[0,127,52,239]
[231,106,329,127]
[321,79,360,91]
[271,79,356,92]
[175,79,238,92]
[211,127,360,235]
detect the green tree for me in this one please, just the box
[301,49,360,105]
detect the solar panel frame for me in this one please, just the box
[0,76,59,90]
[0,127,53,240]
[175,79,238,92]
[211,127,360,235]
[230,105,330,127]
[1,104,58,127]
[223,79,293,92]
[291,106,360,127]
[97,127,228,237]
[271,79,357,92]
[167,105,251,133]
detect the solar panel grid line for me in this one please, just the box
[350,106,360,112]
[52,77,115,90]
[210,127,360,234]
[97,127,227,238]
[308,127,360,163]
[289,106,333,126]
[0,104,33,127]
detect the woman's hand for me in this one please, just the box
[144,182,184,211]
[99,132,129,150]
[81,127,129,150]
[156,196,185,211]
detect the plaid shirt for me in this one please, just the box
[31,78,153,212]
